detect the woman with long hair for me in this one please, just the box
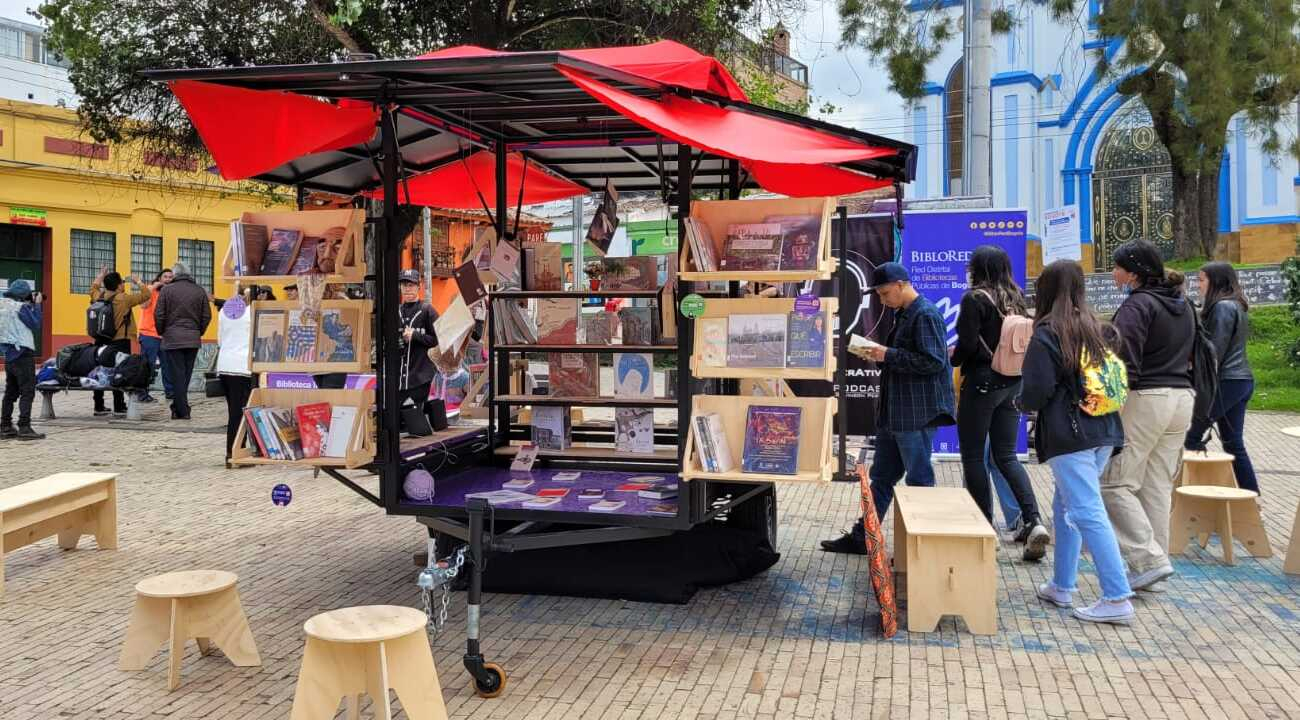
[1185,262,1257,492]
[1102,240,1196,591]
[1019,260,1133,625]
[951,245,1048,560]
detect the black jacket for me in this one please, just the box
[398,301,439,389]
[1204,300,1252,382]
[1019,326,1125,462]
[1111,286,1194,390]
[154,275,212,351]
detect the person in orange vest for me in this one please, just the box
[136,268,174,403]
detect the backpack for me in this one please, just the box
[975,290,1033,376]
[56,342,96,379]
[87,292,123,343]
[1189,308,1220,427]
[110,353,154,389]
[1078,347,1129,417]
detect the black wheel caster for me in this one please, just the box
[474,662,507,698]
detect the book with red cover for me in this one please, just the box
[614,482,653,492]
[547,352,599,397]
[537,488,570,498]
[294,402,333,458]
[243,407,269,457]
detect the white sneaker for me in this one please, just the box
[1022,524,1051,562]
[1036,582,1074,608]
[1072,599,1135,625]
[1128,565,1174,591]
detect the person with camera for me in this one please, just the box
[0,280,45,440]
[89,266,152,417]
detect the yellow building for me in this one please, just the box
[0,98,291,357]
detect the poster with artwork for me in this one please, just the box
[318,307,358,362]
[252,309,286,363]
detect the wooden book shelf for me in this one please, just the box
[230,387,374,469]
[678,196,837,282]
[247,299,372,374]
[688,296,838,382]
[222,208,367,283]
[681,394,837,484]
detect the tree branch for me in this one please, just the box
[306,0,363,54]
[502,9,638,47]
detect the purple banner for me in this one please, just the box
[263,372,317,389]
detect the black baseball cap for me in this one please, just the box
[868,261,910,290]
[398,269,421,284]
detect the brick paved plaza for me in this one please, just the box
[2,397,1299,720]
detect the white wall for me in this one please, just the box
[0,54,74,107]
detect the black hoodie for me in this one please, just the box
[1111,285,1195,390]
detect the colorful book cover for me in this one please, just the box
[294,402,332,459]
[537,488,570,498]
[766,214,822,271]
[727,314,787,368]
[583,311,611,345]
[261,228,303,275]
[720,223,782,272]
[284,309,318,363]
[615,407,654,454]
[270,408,305,460]
[585,207,618,256]
[288,239,319,275]
[530,243,564,290]
[252,309,286,363]
[613,353,654,398]
[618,306,653,346]
[243,407,269,457]
[530,405,571,450]
[786,312,827,368]
[614,482,653,492]
[548,352,599,397]
[699,317,727,367]
[252,408,281,459]
[240,223,269,275]
[600,256,657,291]
[742,405,802,475]
[318,307,359,362]
[536,298,578,344]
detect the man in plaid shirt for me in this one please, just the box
[822,262,956,554]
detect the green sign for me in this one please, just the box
[679,293,706,318]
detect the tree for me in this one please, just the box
[36,0,799,163]
[838,0,1300,259]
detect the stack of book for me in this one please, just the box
[242,402,358,460]
[684,213,822,273]
[682,218,719,272]
[691,412,735,473]
[230,222,351,276]
[490,299,539,344]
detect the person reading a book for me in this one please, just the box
[822,262,955,554]
[397,270,439,432]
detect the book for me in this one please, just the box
[537,488,570,498]
[237,223,269,276]
[294,402,332,459]
[766,214,822,271]
[528,243,564,290]
[618,306,653,346]
[848,334,884,360]
[318,307,359,363]
[548,352,599,397]
[600,257,657,291]
[284,309,318,363]
[615,407,654,454]
[613,353,654,398]
[317,226,349,273]
[252,309,286,363]
[261,228,303,275]
[627,475,666,484]
[511,444,540,471]
[692,412,735,473]
[488,239,521,286]
[250,408,281,459]
[720,223,783,272]
[646,503,678,517]
[531,405,571,450]
[684,218,719,272]
[638,484,678,500]
[553,471,582,482]
[727,314,787,368]
[786,311,827,368]
[585,206,618,256]
[578,488,604,500]
[323,406,357,457]
[243,407,270,458]
[583,311,611,345]
[588,500,627,512]
[464,489,534,504]
[288,239,319,275]
[614,482,653,492]
[453,261,488,306]
[270,408,304,460]
[523,496,563,509]
[503,478,535,490]
[698,317,728,367]
[434,295,475,355]
[742,405,802,475]
[536,298,579,344]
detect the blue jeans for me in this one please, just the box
[1185,378,1257,493]
[1047,446,1133,601]
[988,442,1022,529]
[853,427,936,539]
[139,335,172,397]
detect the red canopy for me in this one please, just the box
[367,150,586,209]
[169,80,378,181]
[420,40,748,101]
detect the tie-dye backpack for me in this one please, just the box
[1078,348,1129,416]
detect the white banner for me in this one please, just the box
[1041,205,1081,266]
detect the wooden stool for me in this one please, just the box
[1177,450,1238,488]
[1280,426,1300,439]
[1170,486,1273,565]
[892,487,997,635]
[119,570,261,690]
[290,605,447,720]
[1285,500,1300,576]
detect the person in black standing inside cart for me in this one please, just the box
[397,270,439,423]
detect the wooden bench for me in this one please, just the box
[892,486,997,635]
[38,384,149,421]
[0,472,118,597]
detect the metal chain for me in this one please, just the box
[418,537,467,635]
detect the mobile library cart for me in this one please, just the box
[148,41,914,697]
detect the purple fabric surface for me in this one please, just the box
[401,466,681,518]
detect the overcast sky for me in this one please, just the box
[0,0,909,141]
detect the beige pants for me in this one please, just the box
[1100,387,1195,575]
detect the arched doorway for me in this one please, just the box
[1091,103,1174,270]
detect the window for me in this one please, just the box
[944,59,965,195]
[178,238,214,292]
[131,235,163,282]
[70,229,116,293]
